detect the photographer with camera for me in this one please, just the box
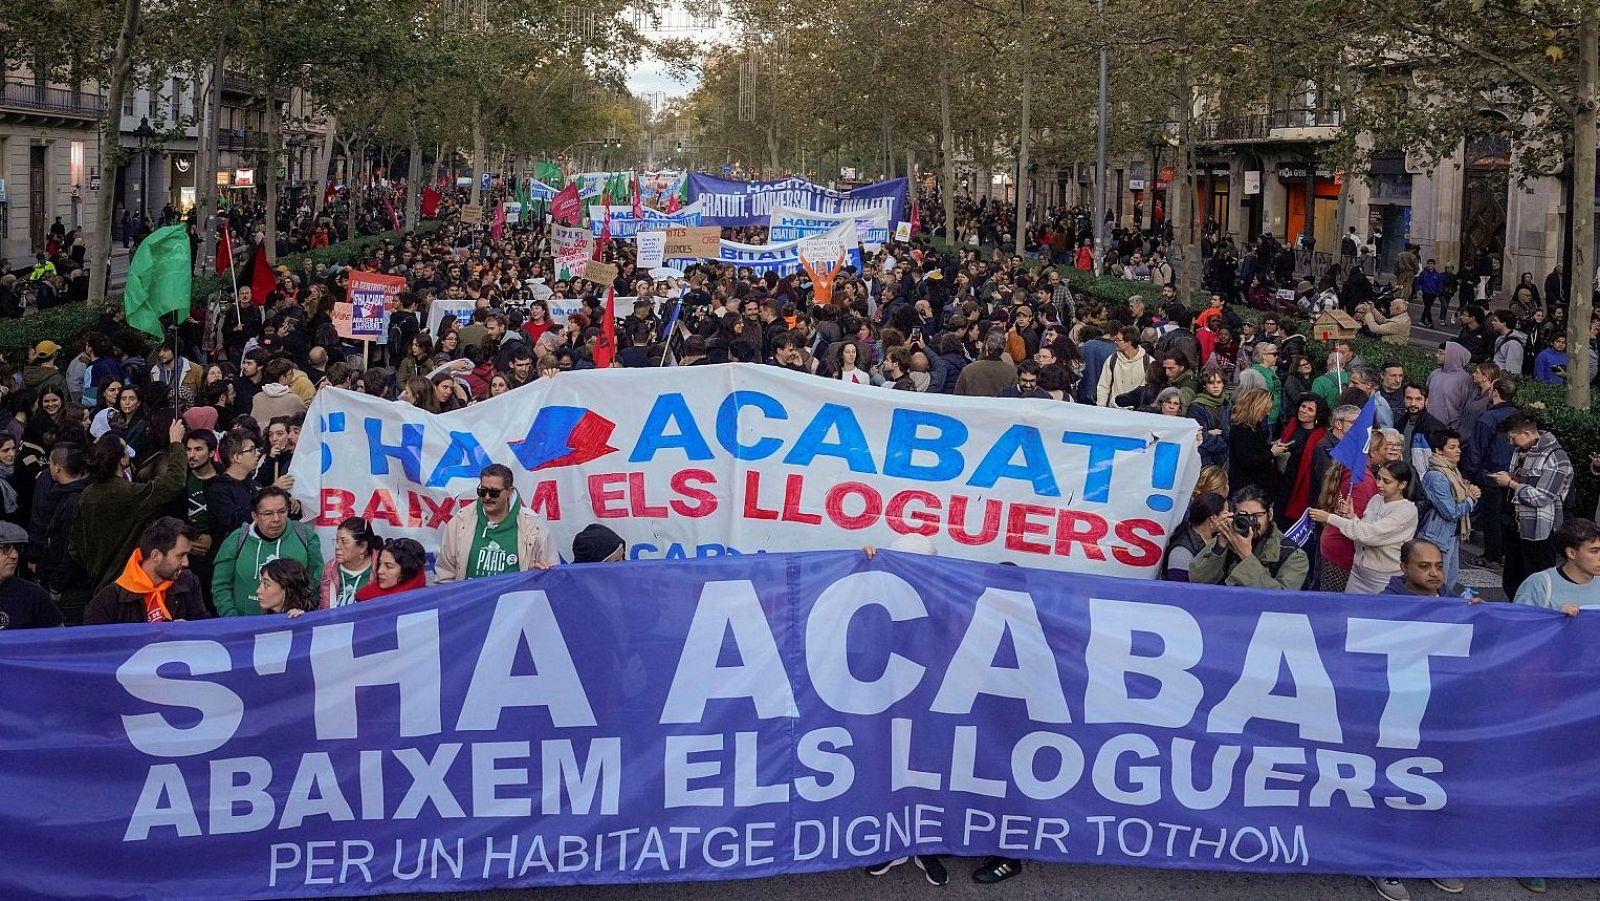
[1188,485,1310,590]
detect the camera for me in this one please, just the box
[1231,511,1257,536]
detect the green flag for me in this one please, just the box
[123,224,192,340]
[517,179,532,224]
[535,161,563,185]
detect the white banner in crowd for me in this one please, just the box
[769,204,891,249]
[673,221,863,277]
[635,230,666,269]
[291,365,1201,576]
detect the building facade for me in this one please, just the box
[0,70,104,268]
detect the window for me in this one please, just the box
[122,90,134,116]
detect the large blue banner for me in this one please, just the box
[1,550,1597,900]
[688,174,908,227]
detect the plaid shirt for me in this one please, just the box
[1050,283,1075,323]
[1509,431,1572,541]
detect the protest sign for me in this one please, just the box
[551,224,590,281]
[425,298,479,339]
[687,222,861,277]
[769,204,891,248]
[635,230,667,270]
[662,226,722,259]
[291,364,1199,576]
[688,174,907,227]
[346,271,406,346]
[895,220,912,242]
[582,260,619,287]
[586,200,704,239]
[331,301,353,338]
[2,549,1597,901]
[459,204,483,224]
[797,233,847,269]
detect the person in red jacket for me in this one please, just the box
[355,538,428,601]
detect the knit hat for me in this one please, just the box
[182,406,219,433]
[571,524,625,563]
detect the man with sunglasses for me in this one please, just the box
[436,464,557,583]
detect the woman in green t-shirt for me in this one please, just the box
[320,516,381,608]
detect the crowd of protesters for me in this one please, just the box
[0,182,1590,896]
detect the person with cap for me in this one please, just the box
[22,341,66,396]
[84,516,209,625]
[0,520,61,630]
[435,463,558,582]
[572,524,627,563]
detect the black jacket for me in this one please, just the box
[205,473,257,543]
[84,570,210,625]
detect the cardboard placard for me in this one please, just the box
[635,230,667,270]
[346,271,408,344]
[459,204,483,224]
[661,226,721,260]
[583,259,619,286]
[332,302,354,339]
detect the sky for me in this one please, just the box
[624,2,733,100]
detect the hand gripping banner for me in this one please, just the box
[0,551,1596,900]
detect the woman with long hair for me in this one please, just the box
[1417,429,1479,592]
[1274,394,1330,525]
[1312,460,1418,594]
[1313,427,1398,591]
[356,538,429,600]
[1226,388,1278,498]
[257,558,318,617]
[833,340,873,386]
[24,385,66,445]
[404,375,439,413]
[1281,354,1316,407]
[321,516,382,608]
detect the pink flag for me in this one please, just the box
[490,202,507,239]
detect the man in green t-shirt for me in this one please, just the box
[436,464,558,582]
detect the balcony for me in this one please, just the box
[0,78,104,122]
[219,127,271,150]
[1198,114,1270,142]
[1196,107,1342,146]
[221,70,290,102]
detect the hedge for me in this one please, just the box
[0,221,445,359]
[1057,266,1600,515]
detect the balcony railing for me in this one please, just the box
[1198,114,1270,142]
[0,79,105,117]
[1270,107,1342,129]
[219,127,271,149]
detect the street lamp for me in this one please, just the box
[133,116,156,217]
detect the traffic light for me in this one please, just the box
[606,137,624,149]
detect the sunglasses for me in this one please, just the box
[477,486,505,498]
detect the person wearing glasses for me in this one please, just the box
[996,360,1051,399]
[436,463,557,583]
[1189,485,1310,590]
[205,429,267,544]
[212,487,322,617]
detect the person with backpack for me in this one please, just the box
[212,486,323,616]
[1489,311,1531,376]
[1188,485,1310,590]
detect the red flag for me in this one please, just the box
[631,172,643,219]
[382,195,401,232]
[243,236,274,306]
[215,228,233,275]
[322,181,337,208]
[665,191,681,214]
[594,196,611,261]
[551,182,581,225]
[910,198,921,236]
[490,202,507,240]
[420,186,441,218]
[593,286,617,368]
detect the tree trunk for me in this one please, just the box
[405,127,422,232]
[1173,60,1200,300]
[1014,7,1032,256]
[940,56,957,244]
[470,97,484,207]
[89,0,141,305]
[1569,5,1597,410]
[766,122,780,175]
[196,43,226,276]
[348,140,362,241]
[191,55,213,275]
[310,113,336,221]
[262,89,279,263]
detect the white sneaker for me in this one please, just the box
[1429,877,1464,894]
[865,857,908,877]
[1369,877,1411,901]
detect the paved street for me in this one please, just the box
[393,861,1598,901]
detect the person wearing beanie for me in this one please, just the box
[572,524,626,563]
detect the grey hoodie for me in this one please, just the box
[1425,341,1474,429]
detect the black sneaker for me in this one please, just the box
[972,856,1023,884]
[865,857,908,877]
[916,856,949,886]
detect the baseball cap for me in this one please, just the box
[32,340,60,360]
